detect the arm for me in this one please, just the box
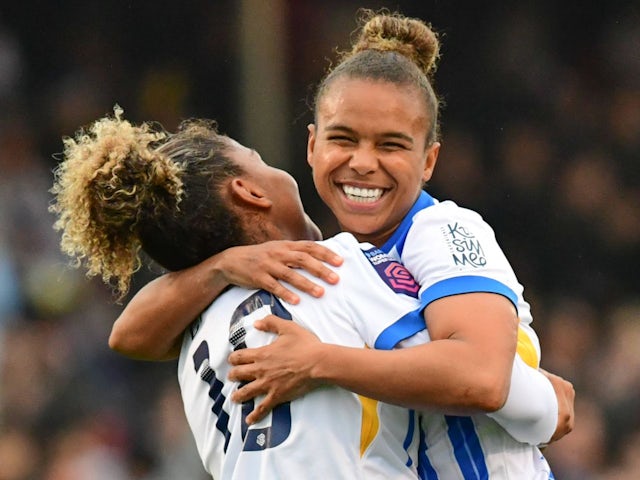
[229,305,574,444]
[109,241,343,361]
[229,292,519,422]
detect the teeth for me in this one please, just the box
[342,185,383,203]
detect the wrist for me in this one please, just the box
[203,250,233,291]
[308,342,335,384]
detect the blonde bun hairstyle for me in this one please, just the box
[315,9,442,144]
[350,9,440,78]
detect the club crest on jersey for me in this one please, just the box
[362,247,419,298]
[442,222,487,268]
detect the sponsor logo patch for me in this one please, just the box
[442,222,487,269]
[362,247,419,298]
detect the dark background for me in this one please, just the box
[0,1,638,478]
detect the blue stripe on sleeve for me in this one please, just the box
[445,416,488,480]
[374,308,426,350]
[419,276,518,312]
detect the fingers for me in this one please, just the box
[274,251,339,293]
[228,349,256,368]
[260,276,302,305]
[558,380,576,436]
[245,396,276,425]
[228,377,277,425]
[269,268,325,302]
[223,241,343,303]
[291,241,343,268]
[231,378,265,403]
[253,314,292,333]
[289,256,340,286]
[541,368,576,443]
[269,241,341,285]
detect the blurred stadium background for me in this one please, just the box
[0,1,638,478]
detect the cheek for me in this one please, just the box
[309,152,332,181]
[393,162,428,195]
[310,144,345,174]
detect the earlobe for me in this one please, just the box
[229,178,273,209]
[307,124,316,167]
[422,142,441,182]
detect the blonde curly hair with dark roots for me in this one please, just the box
[50,106,246,300]
[315,8,442,144]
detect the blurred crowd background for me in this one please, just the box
[0,1,638,479]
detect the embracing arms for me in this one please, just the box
[108,241,343,360]
[108,241,574,444]
[228,293,574,444]
[229,292,519,415]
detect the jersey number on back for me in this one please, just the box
[192,290,293,452]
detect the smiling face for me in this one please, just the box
[308,77,440,246]
[228,139,322,243]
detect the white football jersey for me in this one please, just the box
[178,232,426,480]
[179,223,558,479]
[380,191,556,478]
[382,191,541,368]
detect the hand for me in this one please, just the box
[219,241,343,304]
[228,315,326,424]
[540,368,575,443]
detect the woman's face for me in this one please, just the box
[308,77,440,246]
[228,140,322,242]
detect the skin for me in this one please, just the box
[227,78,572,434]
[110,78,574,441]
[109,141,338,361]
[224,139,323,244]
[308,78,440,246]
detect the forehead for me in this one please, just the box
[317,78,428,133]
[226,138,262,166]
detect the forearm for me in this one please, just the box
[109,241,344,361]
[109,253,229,360]
[312,340,511,414]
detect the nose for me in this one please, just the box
[348,147,378,175]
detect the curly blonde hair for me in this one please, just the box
[50,107,245,300]
[315,9,442,144]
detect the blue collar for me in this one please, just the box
[381,191,435,255]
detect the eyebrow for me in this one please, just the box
[324,124,414,144]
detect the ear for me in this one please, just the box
[422,142,440,182]
[228,178,273,209]
[307,123,317,168]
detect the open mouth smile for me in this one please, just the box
[341,184,385,203]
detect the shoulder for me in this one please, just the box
[318,232,362,257]
[409,200,496,241]
[415,199,486,223]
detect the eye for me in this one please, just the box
[380,141,408,150]
[328,135,352,141]
[328,135,356,145]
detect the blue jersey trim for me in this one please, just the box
[419,276,518,312]
[374,308,426,350]
[417,416,438,480]
[404,410,416,468]
[381,191,435,256]
[445,416,488,480]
